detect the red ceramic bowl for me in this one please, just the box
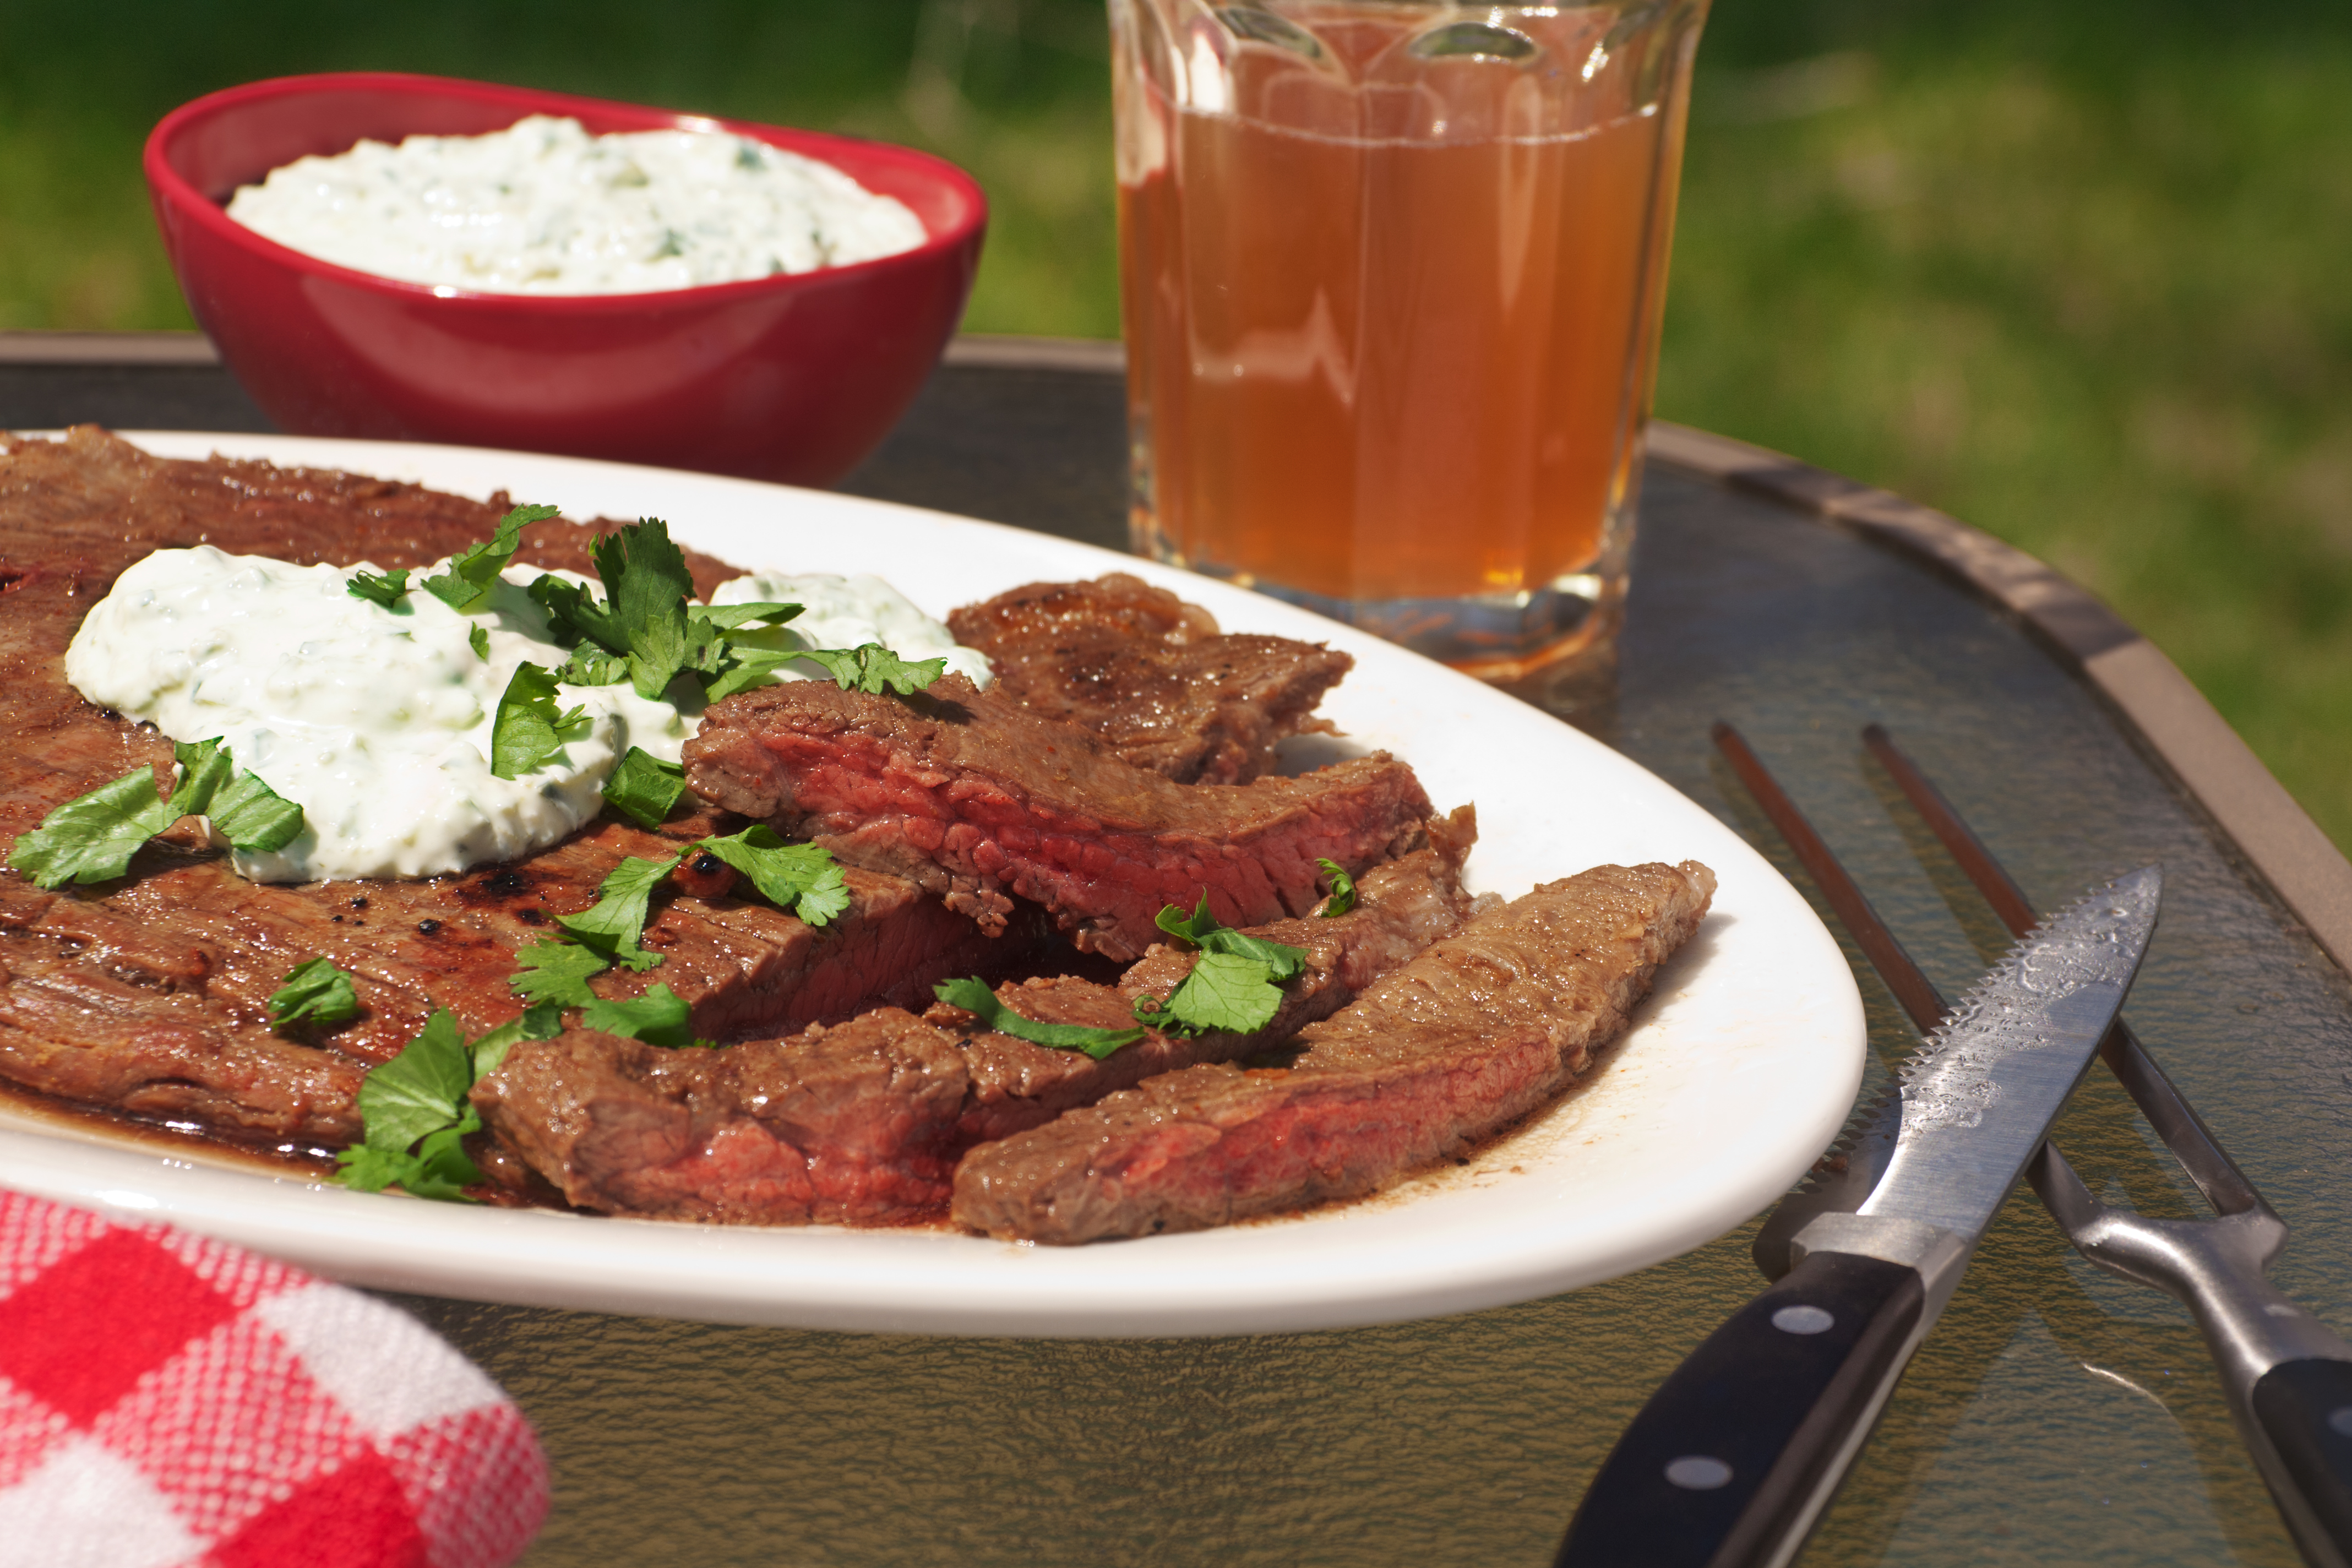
[145,73,987,487]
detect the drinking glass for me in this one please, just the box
[1112,0,1710,681]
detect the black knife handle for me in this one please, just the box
[1556,1250,1926,1568]
[2249,1358,2352,1568]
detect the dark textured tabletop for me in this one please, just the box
[8,342,2350,1567]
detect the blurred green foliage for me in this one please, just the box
[3,0,2348,842]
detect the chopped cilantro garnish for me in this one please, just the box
[556,853,679,970]
[509,938,611,1006]
[693,825,850,927]
[7,738,303,889]
[334,1002,560,1200]
[934,977,1145,1060]
[1138,897,1309,1035]
[601,747,687,830]
[468,623,490,662]
[799,643,949,697]
[345,567,410,608]
[489,662,591,781]
[422,502,560,611]
[269,956,361,1032]
[700,646,807,704]
[581,983,701,1048]
[1315,858,1357,917]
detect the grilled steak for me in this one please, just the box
[471,822,1479,1222]
[946,574,1353,783]
[950,860,1716,1244]
[0,429,988,1142]
[683,674,1437,963]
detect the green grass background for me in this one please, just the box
[4,0,2348,843]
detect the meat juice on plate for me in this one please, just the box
[1114,0,1709,677]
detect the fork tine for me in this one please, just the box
[1861,723,2267,1219]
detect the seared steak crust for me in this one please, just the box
[946,574,1353,784]
[0,429,973,1142]
[470,826,1479,1223]
[950,860,1716,1244]
[683,674,1436,963]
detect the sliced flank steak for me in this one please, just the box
[682,674,1438,963]
[471,824,1479,1223]
[946,574,1353,784]
[949,859,1716,1244]
[0,428,982,1144]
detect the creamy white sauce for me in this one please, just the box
[64,549,988,885]
[710,572,994,688]
[225,115,928,296]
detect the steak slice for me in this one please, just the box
[0,428,986,1145]
[684,673,1438,963]
[946,574,1353,783]
[471,820,1479,1222]
[949,859,1716,1244]
[472,1010,970,1224]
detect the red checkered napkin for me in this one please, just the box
[0,1189,548,1567]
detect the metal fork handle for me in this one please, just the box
[2032,1144,2352,1568]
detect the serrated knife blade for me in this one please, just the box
[1559,865,2162,1568]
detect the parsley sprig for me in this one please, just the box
[1132,897,1310,1036]
[8,738,304,889]
[334,1001,561,1200]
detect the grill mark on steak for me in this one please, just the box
[946,574,1353,784]
[948,859,1716,1244]
[0,429,984,1144]
[470,823,1479,1223]
[683,674,1438,963]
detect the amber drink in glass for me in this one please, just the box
[1113,0,1709,679]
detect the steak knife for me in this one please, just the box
[1556,865,2163,1568]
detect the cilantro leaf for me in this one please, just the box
[467,1000,564,1077]
[602,747,687,830]
[934,977,1144,1060]
[693,825,848,926]
[509,939,611,1006]
[1152,896,1307,979]
[689,601,801,633]
[557,853,681,970]
[555,649,630,687]
[1153,950,1289,1035]
[583,519,716,700]
[8,764,178,886]
[355,1009,473,1158]
[198,760,306,853]
[581,983,698,1048]
[469,623,490,662]
[346,568,410,608]
[397,1115,487,1201]
[1316,858,1357,917]
[8,738,306,888]
[422,502,560,611]
[490,662,592,780]
[269,956,361,1032]
[527,573,595,647]
[700,645,805,704]
[332,1142,411,1194]
[799,643,948,697]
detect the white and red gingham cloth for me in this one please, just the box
[0,1189,548,1567]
